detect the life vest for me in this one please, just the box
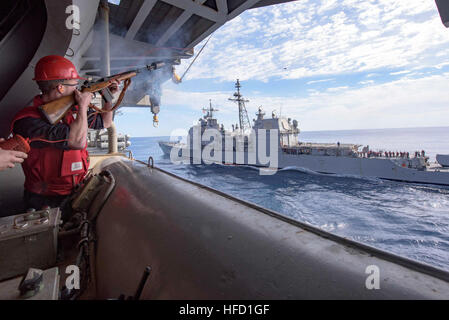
[10,96,89,196]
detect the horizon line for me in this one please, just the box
[126,125,449,138]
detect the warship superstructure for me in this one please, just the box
[159,80,449,186]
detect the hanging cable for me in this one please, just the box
[179,34,213,82]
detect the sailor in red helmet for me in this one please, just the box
[10,55,119,212]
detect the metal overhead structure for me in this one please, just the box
[78,0,298,109]
[4,0,446,136]
[435,0,449,28]
[0,0,297,136]
[77,0,298,79]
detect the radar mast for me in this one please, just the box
[228,79,251,133]
[202,99,218,119]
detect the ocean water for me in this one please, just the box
[128,126,449,271]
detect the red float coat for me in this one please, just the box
[11,96,89,196]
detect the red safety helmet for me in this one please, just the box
[33,55,86,81]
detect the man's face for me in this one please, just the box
[58,79,79,96]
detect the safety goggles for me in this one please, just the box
[61,81,80,87]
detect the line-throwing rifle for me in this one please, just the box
[39,61,166,125]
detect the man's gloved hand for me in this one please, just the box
[0,138,27,171]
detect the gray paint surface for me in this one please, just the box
[0,0,74,137]
[92,160,449,299]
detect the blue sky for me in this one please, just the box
[116,0,449,137]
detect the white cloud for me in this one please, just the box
[326,86,349,92]
[162,74,449,131]
[390,70,410,75]
[178,0,449,82]
[307,78,335,85]
[435,62,449,69]
[317,0,339,14]
[154,0,449,136]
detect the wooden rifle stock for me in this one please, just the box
[39,94,77,124]
[39,70,139,124]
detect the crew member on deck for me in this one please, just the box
[10,55,120,212]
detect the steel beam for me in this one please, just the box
[216,0,228,16]
[227,0,261,20]
[187,0,261,48]
[155,11,193,46]
[161,0,220,22]
[187,21,222,48]
[156,0,208,46]
[125,0,158,40]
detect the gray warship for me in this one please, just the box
[159,80,449,186]
[0,0,449,301]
